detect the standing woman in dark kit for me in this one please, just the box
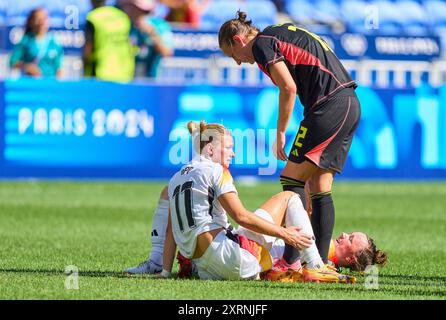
[218,12,361,271]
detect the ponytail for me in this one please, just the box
[351,237,388,271]
[218,10,259,48]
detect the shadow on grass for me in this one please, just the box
[0,268,153,279]
[232,275,446,298]
[2,268,445,298]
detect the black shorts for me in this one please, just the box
[288,90,361,173]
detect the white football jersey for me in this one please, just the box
[168,156,237,258]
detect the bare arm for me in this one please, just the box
[218,192,312,249]
[269,61,297,161]
[136,19,173,57]
[161,210,176,277]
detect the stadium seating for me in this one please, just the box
[396,0,430,35]
[283,0,446,36]
[201,0,241,30]
[285,0,315,25]
[0,0,6,23]
[285,0,343,33]
[46,0,69,28]
[201,0,277,31]
[425,0,446,33]
[424,0,446,53]
[373,0,405,34]
[339,0,369,33]
[246,0,278,30]
[5,0,42,26]
[1,0,446,38]
[2,0,93,27]
[312,0,343,25]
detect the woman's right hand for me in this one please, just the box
[24,63,42,77]
[282,226,313,250]
[273,131,288,161]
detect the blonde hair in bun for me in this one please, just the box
[187,120,229,153]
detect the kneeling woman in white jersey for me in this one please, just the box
[161,121,355,282]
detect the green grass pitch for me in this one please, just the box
[0,180,445,300]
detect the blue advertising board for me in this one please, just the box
[0,25,441,60]
[170,28,442,61]
[1,78,445,179]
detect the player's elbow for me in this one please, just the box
[232,209,250,226]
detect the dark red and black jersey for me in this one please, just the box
[252,23,357,114]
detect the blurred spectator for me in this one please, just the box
[83,0,135,82]
[119,0,174,78]
[164,0,209,29]
[271,0,285,13]
[9,8,64,78]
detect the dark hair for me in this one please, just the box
[24,8,45,35]
[218,10,259,48]
[351,237,388,271]
[92,0,106,8]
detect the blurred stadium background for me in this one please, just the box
[0,0,445,180]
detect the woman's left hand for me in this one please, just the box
[273,131,288,161]
[283,226,313,250]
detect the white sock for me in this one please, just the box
[149,198,169,266]
[286,194,324,269]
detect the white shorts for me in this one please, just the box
[192,230,261,280]
[192,209,285,280]
[235,208,285,261]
